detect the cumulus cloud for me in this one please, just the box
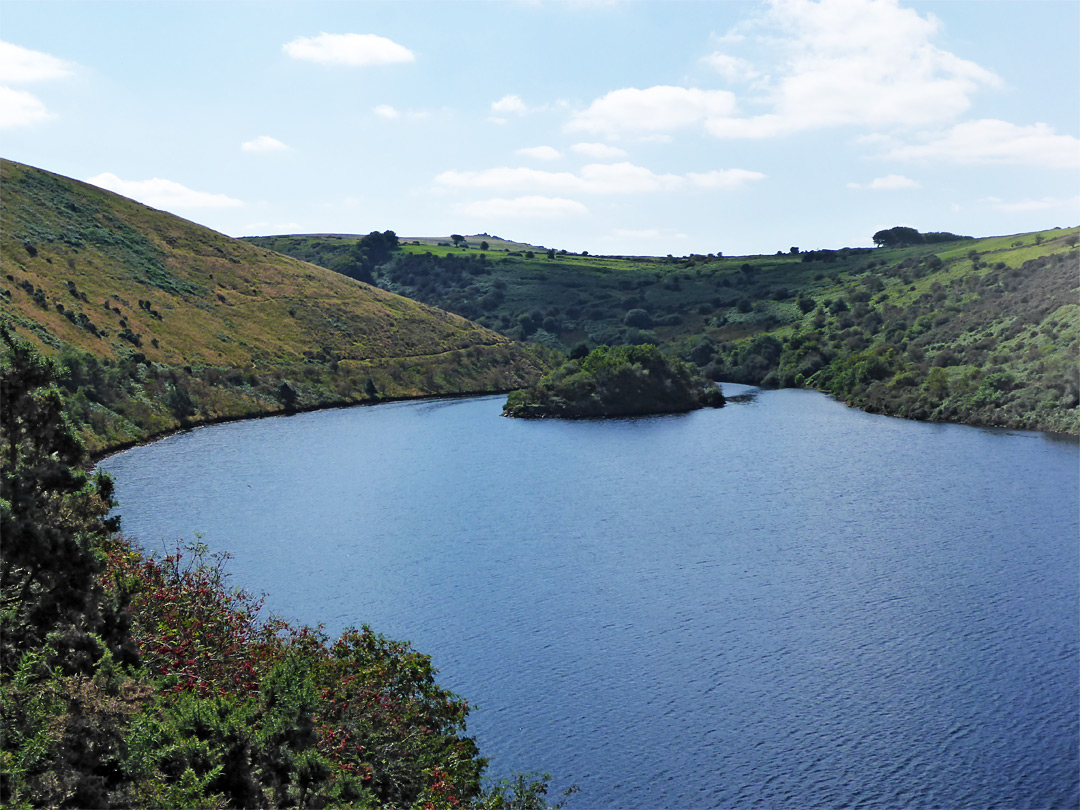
[0,41,75,129]
[687,169,766,189]
[0,85,52,129]
[436,167,581,193]
[571,142,629,160]
[700,0,1001,139]
[567,86,736,135]
[491,94,529,114]
[283,33,415,66]
[373,104,400,119]
[580,162,685,193]
[436,162,763,195]
[847,173,920,190]
[462,195,588,219]
[886,119,1080,169]
[241,135,289,153]
[0,41,74,82]
[86,173,244,210]
[769,0,998,129]
[701,52,759,83]
[516,145,562,161]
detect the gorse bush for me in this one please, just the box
[1,332,568,809]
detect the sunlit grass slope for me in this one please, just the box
[0,160,550,453]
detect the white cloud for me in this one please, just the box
[886,119,1080,169]
[704,0,1001,139]
[516,145,562,161]
[710,28,748,46]
[437,162,763,195]
[980,195,1080,214]
[491,94,528,114]
[769,0,999,128]
[580,162,685,193]
[847,173,920,190]
[0,41,74,83]
[701,52,759,83]
[574,1,1002,141]
[567,86,737,135]
[436,166,581,193]
[373,104,428,121]
[86,173,244,210]
[462,196,588,219]
[704,115,788,138]
[571,142,629,160]
[0,85,52,129]
[0,41,76,129]
[241,135,289,153]
[283,33,415,67]
[687,169,766,189]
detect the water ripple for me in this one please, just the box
[101,390,1080,809]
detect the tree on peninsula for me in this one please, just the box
[504,343,724,418]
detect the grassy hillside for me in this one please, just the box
[0,160,551,454]
[247,226,1080,435]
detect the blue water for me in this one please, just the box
[100,387,1080,809]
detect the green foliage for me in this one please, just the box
[872,226,971,248]
[261,223,1078,433]
[479,773,577,810]
[713,248,1079,433]
[504,344,724,418]
[1,337,569,809]
[0,327,128,674]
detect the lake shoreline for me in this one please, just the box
[89,387,514,464]
[91,381,1078,466]
[99,383,1080,810]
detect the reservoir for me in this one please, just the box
[100,386,1079,809]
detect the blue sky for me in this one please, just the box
[2,0,1078,256]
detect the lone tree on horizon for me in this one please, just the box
[873,226,922,248]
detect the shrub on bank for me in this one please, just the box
[1,330,569,809]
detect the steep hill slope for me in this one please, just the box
[0,160,549,453]
[247,227,1080,435]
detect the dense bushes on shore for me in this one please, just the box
[1,330,567,809]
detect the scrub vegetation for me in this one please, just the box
[252,224,1080,435]
[0,329,571,809]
